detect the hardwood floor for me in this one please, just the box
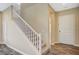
[0,44,21,55]
[46,43,79,55]
[1,43,79,55]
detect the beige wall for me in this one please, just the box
[57,7,79,46]
[0,12,3,44]
[2,6,39,55]
[48,5,58,44]
[21,4,49,48]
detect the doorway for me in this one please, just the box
[58,14,75,45]
[48,5,57,45]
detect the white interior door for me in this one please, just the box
[58,14,75,45]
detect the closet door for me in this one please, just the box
[59,14,75,45]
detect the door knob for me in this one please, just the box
[59,30,61,32]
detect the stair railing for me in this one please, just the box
[11,5,41,54]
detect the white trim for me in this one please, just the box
[51,42,59,45]
[51,43,55,45]
[42,46,49,54]
[13,9,40,36]
[51,42,79,47]
[74,44,79,47]
[5,43,27,55]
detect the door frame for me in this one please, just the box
[48,6,52,48]
[48,5,58,46]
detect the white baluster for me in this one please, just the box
[38,34,41,54]
[12,5,42,54]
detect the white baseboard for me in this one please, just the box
[51,43,55,45]
[51,42,59,45]
[74,44,79,47]
[51,42,79,47]
[5,43,27,55]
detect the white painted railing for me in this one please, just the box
[11,6,41,54]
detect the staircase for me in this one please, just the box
[11,5,42,54]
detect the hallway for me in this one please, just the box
[46,43,79,55]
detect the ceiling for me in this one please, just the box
[50,3,79,12]
[0,3,11,11]
[0,3,35,11]
[0,3,79,12]
[21,3,37,8]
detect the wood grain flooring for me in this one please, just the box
[0,44,21,55]
[46,43,79,55]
